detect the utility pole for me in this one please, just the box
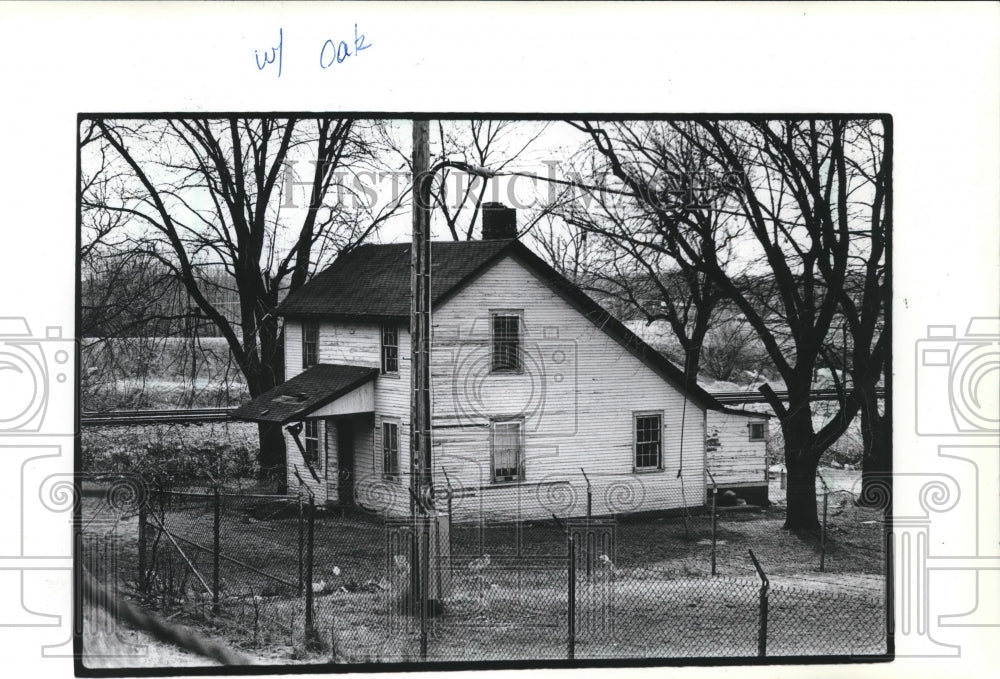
[410,120,435,644]
[411,119,433,512]
[405,122,499,627]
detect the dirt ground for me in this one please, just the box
[80,466,886,665]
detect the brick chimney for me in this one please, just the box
[481,202,517,239]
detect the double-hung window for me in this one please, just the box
[491,311,522,373]
[748,422,766,442]
[303,419,320,468]
[302,322,319,369]
[491,418,524,482]
[381,324,399,374]
[634,412,663,471]
[382,420,400,479]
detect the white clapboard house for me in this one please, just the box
[232,204,770,520]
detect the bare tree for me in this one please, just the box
[551,121,745,384]
[81,117,401,488]
[700,314,772,383]
[423,120,553,240]
[567,119,887,529]
[528,213,595,284]
[815,120,890,504]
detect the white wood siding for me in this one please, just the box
[359,413,411,515]
[311,382,374,417]
[705,410,768,488]
[316,322,379,368]
[352,413,398,511]
[283,255,717,520]
[284,320,303,378]
[284,418,327,501]
[283,319,411,506]
[429,255,706,521]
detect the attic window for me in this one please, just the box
[491,311,522,373]
[748,422,766,442]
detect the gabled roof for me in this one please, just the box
[230,364,378,424]
[277,239,514,319]
[277,238,726,412]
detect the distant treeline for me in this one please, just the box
[82,256,245,338]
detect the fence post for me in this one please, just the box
[442,467,454,572]
[138,496,147,593]
[419,519,430,661]
[711,487,718,576]
[212,486,221,615]
[708,471,718,576]
[821,491,828,572]
[305,494,315,639]
[818,471,829,572]
[748,549,769,657]
[581,468,592,578]
[446,495,455,586]
[568,531,576,660]
[297,491,304,596]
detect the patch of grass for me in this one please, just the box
[81,421,259,483]
[83,479,887,664]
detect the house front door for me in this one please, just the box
[337,417,354,505]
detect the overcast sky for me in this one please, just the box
[333,118,593,243]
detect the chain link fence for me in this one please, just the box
[81,476,888,663]
[84,484,310,653]
[767,582,886,656]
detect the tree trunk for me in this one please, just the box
[247,314,287,492]
[257,422,287,492]
[681,314,709,385]
[781,405,821,530]
[682,339,702,385]
[784,455,820,529]
[858,389,890,509]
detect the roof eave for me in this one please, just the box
[503,242,725,412]
[229,366,379,424]
[717,407,774,419]
[277,310,408,322]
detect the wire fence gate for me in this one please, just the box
[135,488,312,649]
